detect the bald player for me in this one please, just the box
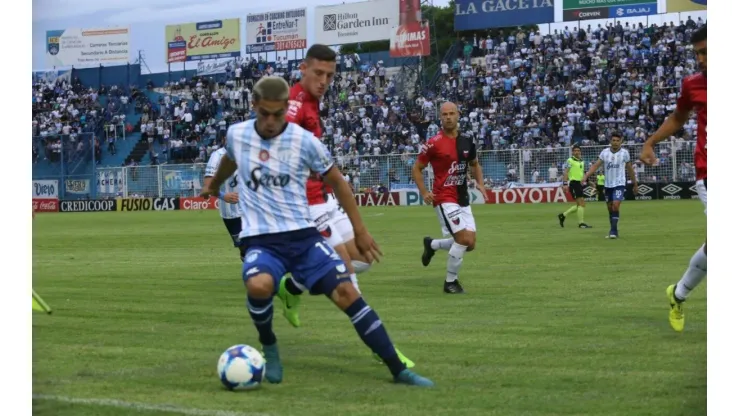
[412,102,486,294]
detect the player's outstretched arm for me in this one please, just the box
[641,108,690,165]
[323,166,382,263]
[202,155,237,198]
[583,160,602,183]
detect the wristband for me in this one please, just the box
[218,192,225,200]
[563,181,569,185]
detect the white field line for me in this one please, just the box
[32,394,272,416]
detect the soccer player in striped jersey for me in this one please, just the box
[558,145,592,229]
[201,77,433,387]
[204,141,245,261]
[583,133,638,239]
[640,25,707,332]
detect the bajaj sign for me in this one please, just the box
[314,0,398,45]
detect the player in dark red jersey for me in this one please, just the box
[640,25,706,332]
[412,102,487,294]
[277,44,415,366]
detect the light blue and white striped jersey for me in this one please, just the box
[599,147,630,188]
[205,147,241,219]
[225,120,335,238]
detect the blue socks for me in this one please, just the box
[610,210,620,235]
[344,298,405,376]
[247,296,276,346]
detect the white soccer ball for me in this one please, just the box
[217,344,265,390]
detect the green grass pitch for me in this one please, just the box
[32,201,707,416]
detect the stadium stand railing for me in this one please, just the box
[90,142,697,198]
[33,132,100,185]
[426,39,463,91]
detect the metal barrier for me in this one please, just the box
[81,142,695,198]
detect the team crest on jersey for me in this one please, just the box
[245,250,262,263]
[463,150,469,158]
[259,150,270,162]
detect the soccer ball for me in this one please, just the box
[217,344,265,390]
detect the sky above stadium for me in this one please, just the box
[33,0,707,74]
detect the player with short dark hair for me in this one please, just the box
[276,44,415,367]
[558,145,592,229]
[201,76,432,387]
[413,102,487,294]
[640,25,707,332]
[584,133,638,239]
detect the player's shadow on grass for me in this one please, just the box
[296,358,391,381]
[286,346,385,380]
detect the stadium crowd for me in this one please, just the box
[32,17,704,188]
[32,77,132,165]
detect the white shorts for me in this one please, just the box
[435,203,476,237]
[695,179,707,215]
[309,196,354,248]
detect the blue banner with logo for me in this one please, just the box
[608,2,657,18]
[454,0,555,31]
[163,168,202,191]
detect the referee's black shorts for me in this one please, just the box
[596,184,605,201]
[569,180,585,199]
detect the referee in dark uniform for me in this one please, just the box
[558,145,592,228]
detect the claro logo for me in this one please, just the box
[181,197,219,210]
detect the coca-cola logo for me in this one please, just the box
[32,199,59,213]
